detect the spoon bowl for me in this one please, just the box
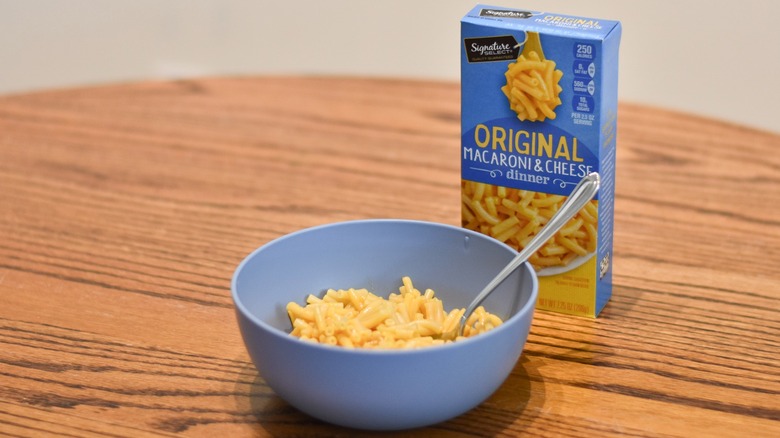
[521,30,545,60]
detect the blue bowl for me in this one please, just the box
[232,219,538,430]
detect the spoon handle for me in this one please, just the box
[460,172,601,331]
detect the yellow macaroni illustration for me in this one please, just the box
[462,180,597,270]
[501,49,563,122]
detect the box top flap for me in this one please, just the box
[463,5,621,39]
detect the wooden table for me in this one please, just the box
[1,77,778,437]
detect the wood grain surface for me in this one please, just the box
[0,77,778,437]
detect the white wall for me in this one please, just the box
[2,0,778,133]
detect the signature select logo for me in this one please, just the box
[463,35,520,62]
[479,9,533,19]
[470,41,512,56]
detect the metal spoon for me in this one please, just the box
[442,172,601,340]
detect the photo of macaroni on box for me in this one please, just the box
[461,180,597,274]
[502,32,563,122]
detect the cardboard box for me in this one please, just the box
[460,5,622,317]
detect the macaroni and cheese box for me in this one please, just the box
[460,5,621,317]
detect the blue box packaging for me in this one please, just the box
[461,5,622,317]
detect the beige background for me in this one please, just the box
[2,0,778,133]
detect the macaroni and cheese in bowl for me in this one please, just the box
[231,219,538,430]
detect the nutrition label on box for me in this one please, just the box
[571,42,596,126]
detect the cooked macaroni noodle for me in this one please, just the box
[286,277,503,349]
[501,50,563,122]
[462,180,598,271]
